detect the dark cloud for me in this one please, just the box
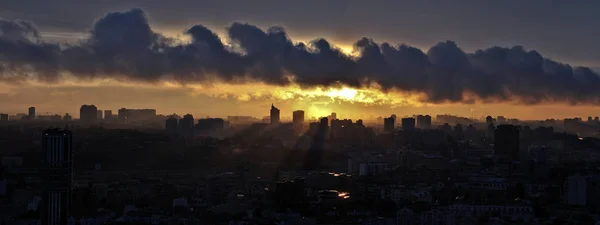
[0,18,60,82]
[1,8,600,104]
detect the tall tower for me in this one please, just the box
[270,104,280,124]
[104,110,113,121]
[96,110,103,120]
[166,116,179,135]
[293,110,305,125]
[178,114,195,136]
[41,128,73,225]
[384,116,395,133]
[29,106,36,119]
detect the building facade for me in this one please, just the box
[270,104,280,124]
[80,105,98,123]
[401,118,416,131]
[41,129,73,225]
[29,106,36,119]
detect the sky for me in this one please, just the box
[1,0,600,120]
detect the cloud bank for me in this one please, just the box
[1,8,600,104]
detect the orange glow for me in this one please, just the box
[4,78,600,120]
[338,44,357,56]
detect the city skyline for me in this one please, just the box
[5,102,600,122]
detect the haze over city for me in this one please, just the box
[3,1,600,119]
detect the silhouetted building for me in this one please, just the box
[596,117,599,122]
[567,175,600,209]
[356,119,363,127]
[320,117,329,128]
[588,116,593,123]
[305,117,329,170]
[330,119,353,139]
[117,108,156,121]
[416,115,432,129]
[104,110,113,121]
[383,116,395,133]
[270,104,280,124]
[79,105,98,123]
[328,113,337,121]
[497,116,506,124]
[28,106,36,119]
[293,110,305,126]
[96,110,103,120]
[401,117,415,130]
[165,116,178,135]
[41,129,73,225]
[486,115,493,125]
[179,114,195,136]
[564,118,582,127]
[439,123,452,134]
[495,125,520,160]
[196,118,225,134]
[0,113,7,121]
[63,113,72,121]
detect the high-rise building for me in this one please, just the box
[486,115,494,125]
[0,113,8,122]
[329,119,352,140]
[63,113,72,121]
[305,117,329,170]
[79,105,98,123]
[270,104,280,124]
[96,110,103,120]
[383,116,395,133]
[595,117,599,122]
[567,175,600,208]
[179,114,195,136]
[104,110,113,121]
[320,117,329,128]
[165,116,178,135]
[41,129,73,225]
[28,106,36,119]
[293,110,305,125]
[494,125,520,160]
[416,115,432,129]
[401,117,415,130]
[329,113,337,121]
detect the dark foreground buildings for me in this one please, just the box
[196,118,225,134]
[41,129,73,225]
[495,124,520,160]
